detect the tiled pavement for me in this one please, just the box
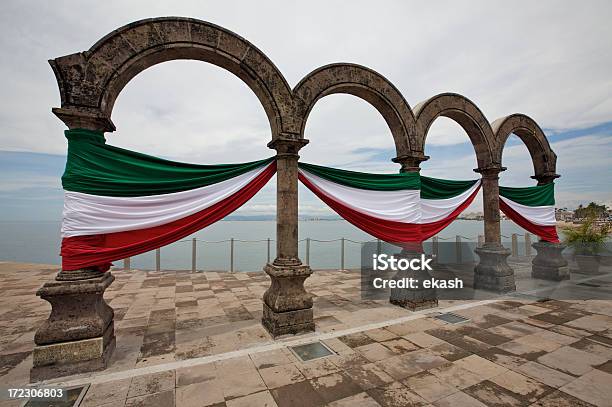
[0,261,611,406]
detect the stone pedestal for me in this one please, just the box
[31,270,115,381]
[474,244,516,293]
[532,241,569,281]
[389,247,438,311]
[389,269,438,311]
[262,261,314,337]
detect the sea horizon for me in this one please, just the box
[1,219,538,271]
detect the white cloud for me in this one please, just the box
[1,0,611,159]
[1,0,611,217]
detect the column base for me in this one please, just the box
[262,302,315,337]
[474,245,516,293]
[390,298,439,311]
[389,269,438,311]
[32,270,115,380]
[532,241,569,280]
[262,261,314,338]
[31,323,115,382]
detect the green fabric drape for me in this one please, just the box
[499,183,555,207]
[298,162,479,198]
[63,129,483,199]
[420,176,478,199]
[62,129,274,197]
[298,162,420,191]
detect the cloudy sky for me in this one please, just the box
[1,0,611,221]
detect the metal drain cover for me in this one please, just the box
[23,385,89,407]
[434,313,470,324]
[290,342,334,361]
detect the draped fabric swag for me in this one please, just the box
[499,183,559,242]
[298,162,481,244]
[60,129,276,271]
[59,129,559,271]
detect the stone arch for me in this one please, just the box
[413,93,495,169]
[49,17,293,138]
[292,63,417,159]
[491,114,558,183]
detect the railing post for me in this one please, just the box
[340,237,345,270]
[456,235,462,264]
[432,236,439,263]
[306,238,310,266]
[123,257,130,271]
[267,238,271,264]
[191,238,197,272]
[155,248,161,271]
[511,233,518,257]
[478,234,484,248]
[230,238,234,273]
[525,233,532,257]
[376,239,382,256]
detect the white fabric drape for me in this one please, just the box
[421,180,481,223]
[299,169,421,223]
[299,169,480,225]
[499,196,556,226]
[61,163,271,238]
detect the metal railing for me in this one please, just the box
[122,232,534,272]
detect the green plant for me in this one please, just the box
[563,214,610,255]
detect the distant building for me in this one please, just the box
[555,208,574,222]
[458,212,484,221]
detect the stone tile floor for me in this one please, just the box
[0,261,611,406]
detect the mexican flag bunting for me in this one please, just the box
[499,183,559,242]
[60,129,276,271]
[298,162,481,243]
[59,129,558,271]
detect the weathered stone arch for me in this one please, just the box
[491,114,559,184]
[413,93,495,169]
[292,63,417,159]
[49,17,293,138]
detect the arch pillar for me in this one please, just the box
[389,155,438,310]
[262,136,314,337]
[52,107,116,132]
[473,165,516,293]
[392,153,429,172]
[530,173,568,280]
[531,172,560,186]
[31,115,116,381]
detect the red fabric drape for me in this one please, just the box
[500,199,560,243]
[61,162,276,270]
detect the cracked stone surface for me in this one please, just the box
[0,261,611,406]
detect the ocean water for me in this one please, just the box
[0,220,530,271]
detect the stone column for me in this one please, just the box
[531,241,569,280]
[31,112,116,381]
[392,152,429,172]
[390,153,438,310]
[530,172,560,186]
[262,136,314,337]
[389,242,439,310]
[473,166,515,293]
[530,172,567,280]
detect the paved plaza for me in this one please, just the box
[1,261,611,406]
